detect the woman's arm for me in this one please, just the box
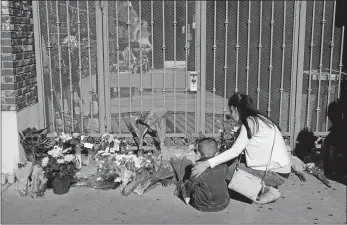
[208,125,249,168]
[208,117,257,169]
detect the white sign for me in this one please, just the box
[84,143,93,149]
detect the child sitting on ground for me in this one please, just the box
[183,138,230,212]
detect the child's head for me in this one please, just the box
[197,138,218,157]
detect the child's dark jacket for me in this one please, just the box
[185,157,230,212]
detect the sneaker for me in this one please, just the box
[253,186,281,205]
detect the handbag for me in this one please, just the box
[228,125,276,202]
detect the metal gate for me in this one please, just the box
[34,1,345,146]
[201,1,299,145]
[33,1,102,134]
[102,1,199,137]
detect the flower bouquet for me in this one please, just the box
[16,127,51,198]
[216,118,239,153]
[89,153,154,192]
[41,146,78,195]
[124,108,168,156]
[95,133,127,161]
[304,163,332,188]
[131,158,174,196]
[170,156,194,202]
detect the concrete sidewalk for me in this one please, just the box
[1,173,346,224]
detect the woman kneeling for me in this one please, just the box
[192,92,291,204]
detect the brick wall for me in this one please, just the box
[1,0,37,111]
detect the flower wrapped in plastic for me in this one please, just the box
[14,162,33,197]
[305,163,332,188]
[124,109,168,156]
[29,164,47,198]
[131,159,174,196]
[170,156,195,198]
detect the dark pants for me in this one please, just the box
[226,157,290,188]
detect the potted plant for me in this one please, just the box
[41,146,77,195]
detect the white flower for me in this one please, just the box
[60,133,72,143]
[48,146,63,158]
[102,133,110,142]
[115,154,124,161]
[114,177,121,183]
[96,177,102,181]
[64,154,75,162]
[108,134,115,143]
[188,144,195,151]
[57,158,65,164]
[41,157,49,167]
[72,133,80,138]
[218,129,223,133]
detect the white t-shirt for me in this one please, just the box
[208,116,291,174]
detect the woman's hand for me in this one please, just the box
[191,161,210,178]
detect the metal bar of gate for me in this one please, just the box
[194,1,202,133]
[151,1,155,109]
[185,0,189,134]
[326,1,337,132]
[77,1,83,132]
[293,1,307,147]
[212,0,217,133]
[279,1,287,129]
[246,1,251,95]
[223,1,229,120]
[127,1,132,114]
[66,1,74,132]
[173,1,177,133]
[256,1,263,110]
[86,2,93,131]
[315,0,326,132]
[200,1,207,133]
[102,1,111,133]
[338,26,345,98]
[33,1,47,129]
[45,1,55,131]
[139,1,143,114]
[306,0,316,129]
[234,1,240,93]
[267,0,275,117]
[162,1,166,109]
[55,1,64,132]
[195,1,200,134]
[116,2,121,134]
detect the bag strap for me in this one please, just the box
[262,125,277,179]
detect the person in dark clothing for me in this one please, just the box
[183,138,230,212]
